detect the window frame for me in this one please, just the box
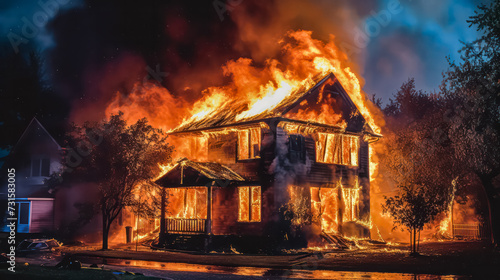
[237,128,261,161]
[288,134,306,163]
[237,186,261,222]
[316,133,359,166]
[17,202,31,225]
[31,156,50,177]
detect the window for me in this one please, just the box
[341,187,360,222]
[316,133,359,166]
[31,157,50,177]
[237,128,261,160]
[288,135,306,163]
[165,188,207,219]
[238,186,261,222]
[17,202,30,225]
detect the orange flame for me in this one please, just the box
[106,30,383,135]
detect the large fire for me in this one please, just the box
[106,29,389,245]
[105,30,383,135]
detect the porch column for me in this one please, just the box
[159,188,166,245]
[206,183,212,234]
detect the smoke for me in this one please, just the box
[40,0,383,124]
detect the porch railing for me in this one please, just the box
[453,223,484,240]
[165,218,207,234]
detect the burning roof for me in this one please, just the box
[173,72,376,134]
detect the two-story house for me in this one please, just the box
[0,118,62,234]
[154,73,381,250]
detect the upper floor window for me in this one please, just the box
[316,133,359,166]
[288,134,306,163]
[31,156,50,177]
[237,128,261,160]
[238,186,261,222]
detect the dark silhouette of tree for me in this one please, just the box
[381,80,466,253]
[59,113,173,250]
[442,0,500,245]
[0,44,69,152]
[383,184,444,254]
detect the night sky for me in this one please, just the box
[0,0,491,113]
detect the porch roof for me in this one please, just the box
[154,158,245,188]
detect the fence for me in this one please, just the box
[453,223,487,240]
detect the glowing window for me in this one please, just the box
[237,128,261,160]
[166,187,207,219]
[238,186,261,222]
[341,187,360,222]
[316,133,359,166]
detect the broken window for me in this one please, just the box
[237,128,261,160]
[238,186,261,222]
[316,133,359,166]
[288,134,306,163]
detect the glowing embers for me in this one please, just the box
[166,187,207,219]
[238,186,261,222]
[310,187,339,233]
[316,132,359,166]
[237,128,261,160]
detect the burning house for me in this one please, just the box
[154,72,381,250]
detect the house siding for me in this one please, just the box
[30,200,54,233]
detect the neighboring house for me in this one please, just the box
[155,73,382,249]
[0,118,123,244]
[0,118,62,234]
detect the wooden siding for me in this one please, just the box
[30,200,54,233]
[211,184,273,236]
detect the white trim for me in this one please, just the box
[27,198,55,201]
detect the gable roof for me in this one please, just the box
[173,73,375,134]
[155,158,245,187]
[12,117,62,153]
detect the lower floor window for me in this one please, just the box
[17,202,30,225]
[238,186,261,222]
[166,187,207,219]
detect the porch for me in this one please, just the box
[155,158,245,239]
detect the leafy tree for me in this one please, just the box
[59,113,173,249]
[381,80,464,252]
[442,0,500,244]
[383,184,444,254]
